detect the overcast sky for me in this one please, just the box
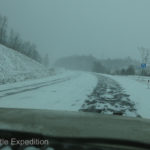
[0,0,150,62]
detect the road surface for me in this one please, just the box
[0,71,139,117]
[80,74,140,117]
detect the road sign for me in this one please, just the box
[141,63,146,69]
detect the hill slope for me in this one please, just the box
[0,44,49,84]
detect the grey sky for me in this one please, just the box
[0,0,150,62]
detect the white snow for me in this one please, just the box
[107,75,150,119]
[0,71,97,111]
[0,44,49,84]
[0,44,97,113]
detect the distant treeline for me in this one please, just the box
[114,65,135,75]
[0,14,41,62]
[55,55,139,75]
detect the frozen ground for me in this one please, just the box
[0,71,97,111]
[0,44,50,84]
[105,74,150,119]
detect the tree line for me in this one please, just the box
[0,14,42,62]
[114,65,135,75]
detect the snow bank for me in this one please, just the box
[0,44,49,84]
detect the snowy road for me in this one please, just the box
[80,74,139,117]
[0,71,97,111]
[0,76,76,99]
[107,75,150,119]
[0,71,149,119]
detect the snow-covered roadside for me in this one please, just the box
[0,71,97,111]
[0,70,76,91]
[106,74,150,119]
[0,44,50,85]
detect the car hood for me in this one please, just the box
[0,108,150,144]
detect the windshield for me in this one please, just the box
[0,0,150,148]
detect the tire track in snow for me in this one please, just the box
[80,74,140,117]
[0,75,79,99]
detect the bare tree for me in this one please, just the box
[0,15,8,44]
[0,13,42,63]
[137,46,150,64]
[137,46,150,75]
[8,29,22,51]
